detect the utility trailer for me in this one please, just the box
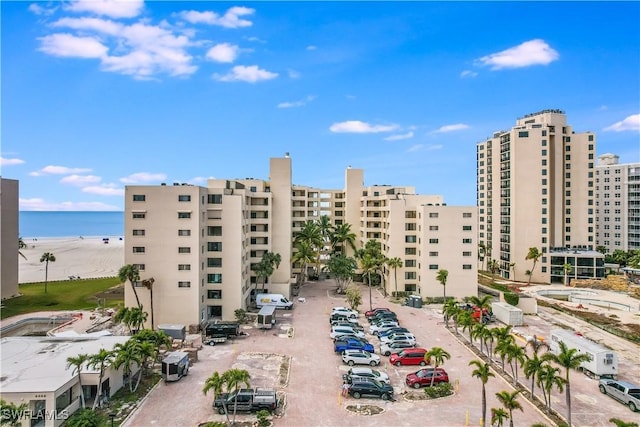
[549,329,618,379]
[256,305,276,329]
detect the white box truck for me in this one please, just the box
[549,329,618,379]
[256,305,277,329]
[255,293,293,310]
[491,302,524,326]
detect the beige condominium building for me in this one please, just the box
[1,177,20,300]
[477,110,604,285]
[124,155,477,329]
[595,153,640,253]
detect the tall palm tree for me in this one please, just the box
[490,407,509,427]
[488,259,499,279]
[128,307,148,334]
[18,237,27,260]
[223,369,251,425]
[66,353,89,408]
[330,222,357,255]
[292,240,316,284]
[523,352,545,401]
[537,363,565,414]
[478,242,487,271]
[386,257,403,295]
[459,311,475,344]
[505,343,525,385]
[114,307,134,334]
[543,341,591,426]
[88,348,115,410]
[132,329,171,373]
[469,360,494,427]
[112,340,143,392]
[469,295,493,313]
[443,299,460,330]
[356,239,385,310]
[495,390,523,427]
[119,264,141,309]
[295,220,323,276]
[40,252,56,293]
[203,372,230,424]
[436,269,448,301]
[525,247,542,286]
[563,263,573,285]
[141,278,155,329]
[425,347,451,386]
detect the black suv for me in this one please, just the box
[347,378,394,400]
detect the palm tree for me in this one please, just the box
[490,407,509,427]
[330,222,357,255]
[478,242,487,271]
[128,307,148,333]
[18,237,27,260]
[0,400,28,426]
[425,347,451,386]
[66,353,89,408]
[505,342,525,385]
[88,349,115,410]
[292,240,316,284]
[443,299,460,330]
[523,352,545,401]
[525,247,542,286]
[563,263,573,285]
[325,254,357,293]
[537,363,565,414]
[223,368,251,425]
[386,257,403,295]
[488,259,499,279]
[494,339,511,373]
[40,252,56,293]
[141,278,155,329]
[471,323,487,354]
[469,360,494,427]
[459,310,475,344]
[542,341,591,426]
[119,264,141,309]
[525,335,550,355]
[469,295,493,313]
[436,269,448,301]
[356,239,385,310]
[112,340,143,392]
[495,390,523,427]
[203,372,230,424]
[253,251,281,290]
[509,262,516,280]
[114,307,134,334]
[295,220,323,276]
[132,329,171,374]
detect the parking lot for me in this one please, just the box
[124,279,640,427]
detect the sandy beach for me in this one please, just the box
[19,237,124,283]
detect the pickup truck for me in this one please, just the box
[599,379,640,412]
[334,338,374,354]
[213,388,278,414]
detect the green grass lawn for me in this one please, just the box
[1,277,123,319]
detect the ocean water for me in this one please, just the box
[19,211,125,238]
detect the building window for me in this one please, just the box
[429,264,439,270]
[405,211,417,218]
[462,238,472,244]
[405,236,417,243]
[133,247,145,253]
[518,131,529,138]
[178,281,191,288]
[208,258,222,267]
[178,229,191,236]
[463,264,473,270]
[429,251,438,257]
[463,251,472,257]
[463,225,472,231]
[208,274,222,284]
[133,263,145,271]
[208,226,222,236]
[132,229,145,236]
[178,195,191,202]
[178,247,191,253]
[132,212,146,219]
[405,272,416,280]
[133,194,146,201]
[429,213,439,218]
[207,290,222,299]
[405,260,416,267]
[429,238,439,244]
[405,248,416,255]
[208,194,222,204]
[208,242,222,252]
[463,212,472,218]
[178,212,191,219]
[178,264,191,270]
[429,226,439,231]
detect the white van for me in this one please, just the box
[255,293,293,310]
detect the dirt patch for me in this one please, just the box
[345,404,384,416]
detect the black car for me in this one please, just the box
[347,378,394,400]
[368,312,397,324]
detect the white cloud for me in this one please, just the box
[19,198,121,211]
[434,123,469,133]
[245,36,266,43]
[287,69,301,79]
[407,144,424,152]
[82,185,125,196]
[179,6,254,28]
[213,65,278,83]
[384,132,414,141]
[460,70,478,78]
[52,17,123,36]
[277,95,315,109]
[1,156,25,166]
[190,176,215,184]
[477,39,559,70]
[30,165,92,176]
[120,172,167,184]
[306,45,317,51]
[29,3,57,16]
[427,144,444,151]
[60,174,102,186]
[329,121,399,134]
[38,33,108,58]
[604,114,640,132]
[64,0,144,19]
[206,43,239,63]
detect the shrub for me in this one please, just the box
[392,291,410,298]
[345,285,362,311]
[504,292,520,306]
[65,409,105,427]
[423,382,454,399]
[234,308,247,323]
[256,409,272,427]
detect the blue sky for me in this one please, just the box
[2,1,639,211]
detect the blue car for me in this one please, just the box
[335,338,375,354]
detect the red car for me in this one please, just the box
[389,348,429,366]
[405,368,449,388]
[365,307,391,318]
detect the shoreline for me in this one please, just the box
[19,236,124,284]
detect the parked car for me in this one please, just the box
[365,307,392,318]
[380,340,416,356]
[599,379,640,412]
[378,327,410,338]
[368,312,398,324]
[380,333,416,345]
[330,313,359,324]
[342,367,390,385]
[332,334,366,343]
[347,378,394,400]
[405,368,450,388]
[369,321,400,335]
[342,349,381,366]
[331,321,365,331]
[335,338,375,354]
[389,348,429,366]
[331,307,359,318]
[213,388,278,414]
[330,326,365,340]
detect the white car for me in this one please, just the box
[380,340,416,356]
[331,307,359,318]
[369,321,400,335]
[380,332,416,345]
[330,326,366,340]
[342,349,381,366]
[344,367,391,385]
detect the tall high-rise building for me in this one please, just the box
[595,153,640,253]
[477,110,604,285]
[124,156,477,328]
[1,178,20,300]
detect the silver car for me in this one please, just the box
[341,349,381,366]
[343,367,391,385]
